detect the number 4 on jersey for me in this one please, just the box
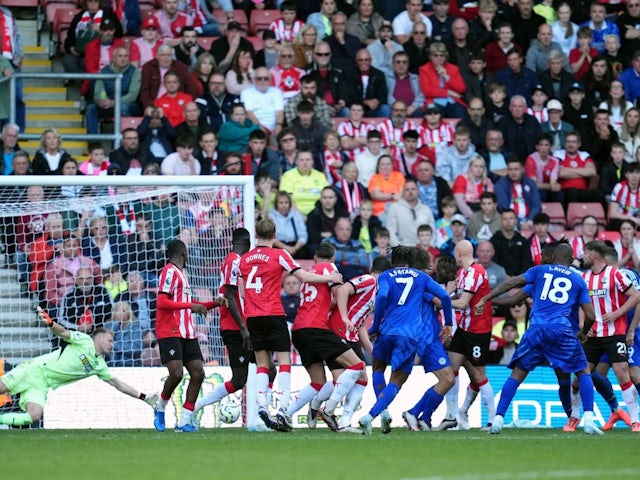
[246,266,263,293]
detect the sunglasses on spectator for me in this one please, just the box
[315,52,331,56]
[255,76,270,81]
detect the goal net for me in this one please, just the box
[0,175,254,428]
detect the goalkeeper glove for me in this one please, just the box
[140,393,158,407]
[38,307,54,327]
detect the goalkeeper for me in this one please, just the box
[0,308,158,427]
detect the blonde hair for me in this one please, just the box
[39,127,61,150]
[468,155,488,182]
[112,301,136,324]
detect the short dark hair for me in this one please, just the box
[175,132,196,149]
[402,129,420,140]
[296,100,315,113]
[371,255,392,273]
[88,141,104,153]
[166,239,187,259]
[533,213,550,225]
[315,242,336,260]
[480,191,497,202]
[250,129,267,141]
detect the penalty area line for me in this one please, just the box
[400,469,640,480]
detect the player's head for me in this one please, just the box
[232,228,251,254]
[604,246,619,266]
[315,242,336,262]
[453,239,474,266]
[92,327,115,355]
[552,241,573,266]
[583,240,607,268]
[410,247,432,272]
[390,246,413,267]
[166,239,188,264]
[371,255,392,275]
[434,255,458,284]
[256,217,277,240]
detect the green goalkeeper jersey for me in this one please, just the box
[31,331,114,389]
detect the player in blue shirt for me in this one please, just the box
[475,243,603,434]
[358,246,453,435]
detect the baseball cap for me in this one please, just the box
[424,103,442,114]
[262,29,276,40]
[379,20,393,31]
[141,16,158,30]
[100,18,116,30]
[569,81,585,92]
[546,99,563,111]
[227,21,246,32]
[450,213,467,225]
[532,83,545,94]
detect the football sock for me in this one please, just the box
[621,382,639,423]
[0,412,33,426]
[409,389,430,417]
[578,372,595,414]
[325,362,364,415]
[287,383,322,415]
[310,381,334,410]
[570,387,582,419]
[496,377,520,417]
[256,366,269,410]
[372,370,386,398]
[178,403,195,427]
[339,381,367,429]
[479,380,496,424]
[194,381,234,412]
[155,392,170,412]
[278,365,291,411]
[460,385,479,414]
[369,382,400,419]
[591,370,618,411]
[444,375,459,419]
[557,379,572,417]
[420,386,445,423]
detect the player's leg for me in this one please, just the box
[594,358,631,430]
[154,338,186,431]
[287,361,325,417]
[419,366,455,430]
[0,375,46,427]
[371,356,387,399]
[436,349,465,430]
[489,366,529,434]
[465,364,495,429]
[339,371,368,431]
[554,369,572,418]
[575,367,602,434]
[611,360,639,426]
[322,348,365,420]
[275,350,292,413]
[176,341,206,431]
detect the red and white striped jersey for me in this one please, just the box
[610,181,640,217]
[510,182,530,220]
[417,122,454,163]
[328,274,377,342]
[378,119,413,150]
[269,65,305,99]
[526,107,548,123]
[240,247,300,318]
[292,262,340,331]
[455,262,492,334]
[269,18,304,44]
[337,120,374,161]
[218,251,244,331]
[156,263,195,339]
[582,265,632,337]
[570,235,586,260]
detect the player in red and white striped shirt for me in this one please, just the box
[338,101,374,161]
[154,239,225,432]
[581,240,640,429]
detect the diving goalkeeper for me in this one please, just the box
[0,308,158,427]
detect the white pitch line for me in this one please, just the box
[401,469,640,480]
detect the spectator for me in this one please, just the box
[336,101,373,161]
[307,0,337,40]
[290,100,327,154]
[462,54,494,107]
[475,240,507,289]
[527,84,549,124]
[139,45,198,110]
[452,155,494,218]
[378,100,413,154]
[348,49,389,118]
[240,66,285,139]
[485,82,508,125]
[417,103,455,164]
[386,179,436,246]
[555,131,602,207]
[484,23,519,75]
[525,133,562,202]
[106,301,144,367]
[569,26,598,80]
[430,0,456,43]
[279,149,328,217]
[583,108,621,169]
[367,154,406,218]
[562,81,593,141]
[196,72,238,134]
[614,219,640,269]
[603,33,629,78]
[392,0,433,45]
[31,128,72,176]
[160,132,200,175]
[526,24,566,75]
[497,95,542,160]
[347,0,385,46]
[153,0,194,47]
[526,213,556,265]
[315,130,349,184]
[415,159,453,220]
[404,21,430,75]
[109,128,148,175]
[419,41,467,119]
[434,195,457,246]
[325,217,370,280]
[494,48,538,106]
[467,191,501,242]
[506,0,545,52]
[277,127,299,174]
[355,130,386,188]
[0,123,20,176]
[124,212,164,284]
[351,198,382,254]
[495,158,541,230]
[270,45,305,101]
[114,270,156,331]
[600,142,630,198]
[270,190,309,258]
[458,98,493,153]
[551,2,578,58]
[269,1,304,45]
[175,101,208,141]
[618,0,640,56]
[304,42,350,117]
[538,50,575,102]
[42,234,102,318]
[217,103,260,154]
[241,129,281,182]
[255,29,279,70]
[579,1,620,53]
[87,46,141,134]
[174,26,206,70]
[398,129,429,178]
[137,106,176,162]
[325,12,362,74]
[210,21,255,75]
[415,224,440,261]
[292,24,319,68]
[386,51,425,119]
[620,109,640,164]
[490,208,530,276]
[81,215,125,272]
[153,71,194,128]
[306,186,347,254]
[140,330,161,366]
[334,161,369,220]
[25,212,65,294]
[190,53,217,98]
[438,213,477,257]
[82,17,125,99]
[436,125,477,186]
[540,99,575,151]
[367,21,403,77]
[369,226,391,262]
[599,81,633,134]
[281,274,301,324]
[487,319,520,365]
[130,16,163,69]
[607,161,640,231]
[284,75,332,130]
[468,0,499,51]
[445,17,473,73]
[582,55,613,107]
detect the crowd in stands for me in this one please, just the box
[6,0,640,364]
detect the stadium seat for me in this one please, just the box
[566,202,607,229]
[245,35,264,51]
[196,36,217,51]
[445,118,461,128]
[44,0,78,27]
[3,0,39,6]
[541,202,566,230]
[598,231,621,242]
[249,9,280,35]
[139,4,157,19]
[51,7,79,55]
[121,117,144,130]
[212,9,248,31]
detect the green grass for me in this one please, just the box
[2,428,639,480]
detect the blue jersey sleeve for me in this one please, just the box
[522,265,539,286]
[522,284,533,297]
[370,275,389,335]
[425,275,453,326]
[576,278,591,306]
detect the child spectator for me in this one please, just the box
[352,198,382,254]
[160,132,200,175]
[527,84,549,123]
[485,82,508,124]
[599,142,628,196]
[525,133,562,202]
[569,26,598,80]
[416,224,440,262]
[79,142,110,176]
[369,226,391,262]
[355,130,386,188]
[316,130,348,186]
[607,161,640,231]
[435,195,457,247]
[104,265,128,301]
[269,1,304,45]
[106,301,144,367]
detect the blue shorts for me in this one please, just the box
[628,334,640,367]
[419,340,451,373]
[372,334,418,374]
[509,324,588,374]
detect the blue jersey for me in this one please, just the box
[372,267,452,339]
[419,292,442,345]
[523,264,591,328]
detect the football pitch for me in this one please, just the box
[2,428,638,480]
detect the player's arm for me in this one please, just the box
[427,280,453,327]
[293,267,343,285]
[602,285,640,324]
[224,284,251,350]
[489,289,529,308]
[105,377,158,406]
[358,324,373,357]
[475,275,527,313]
[369,279,389,336]
[626,307,640,347]
[156,292,207,315]
[578,301,596,343]
[38,307,72,341]
[451,291,473,310]
[335,281,357,331]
